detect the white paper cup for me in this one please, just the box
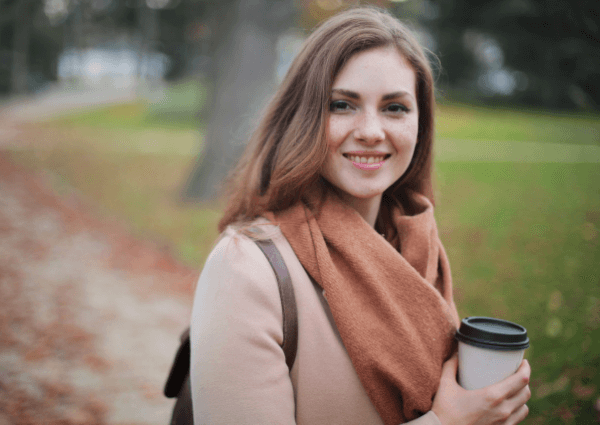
[455,317,529,391]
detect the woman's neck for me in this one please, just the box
[335,191,382,228]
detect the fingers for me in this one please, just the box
[481,385,529,425]
[490,360,530,401]
[496,364,531,424]
[506,403,529,425]
[514,382,532,405]
[440,354,460,385]
[442,354,458,375]
[504,383,531,419]
[517,359,531,379]
[506,360,531,398]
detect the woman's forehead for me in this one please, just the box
[331,47,417,100]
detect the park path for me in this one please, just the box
[0,84,130,151]
[0,88,198,425]
[0,83,138,123]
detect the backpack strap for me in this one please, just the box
[163,237,298,399]
[254,238,298,370]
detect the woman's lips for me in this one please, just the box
[343,152,389,170]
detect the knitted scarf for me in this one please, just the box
[265,189,460,424]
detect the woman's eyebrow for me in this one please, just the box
[331,88,360,99]
[331,89,360,99]
[382,91,413,101]
[332,89,414,102]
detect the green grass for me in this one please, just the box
[436,102,600,146]
[6,91,600,423]
[50,79,207,131]
[435,162,600,424]
[435,137,600,163]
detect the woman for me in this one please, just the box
[190,7,531,425]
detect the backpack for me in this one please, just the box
[163,237,299,425]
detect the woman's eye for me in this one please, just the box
[329,100,352,112]
[385,103,409,113]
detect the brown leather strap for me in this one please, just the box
[254,238,298,370]
[164,237,298,400]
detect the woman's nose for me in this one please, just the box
[354,111,385,144]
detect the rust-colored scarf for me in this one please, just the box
[265,189,460,424]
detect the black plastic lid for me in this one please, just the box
[455,317,530,351]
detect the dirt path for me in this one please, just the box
[0,152,198,424]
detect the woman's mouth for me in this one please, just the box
[343,153,390,170]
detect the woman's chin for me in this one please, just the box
[334,187,385,203]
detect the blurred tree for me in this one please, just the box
[155,0,205,80]
[183,0,295,201]
[492,0,600,109]
[429,0,600,109]
[11,0,36,93]
[0,0,63,95]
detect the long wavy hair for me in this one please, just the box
[218,7,437,232]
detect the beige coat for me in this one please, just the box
[190,223,442,425]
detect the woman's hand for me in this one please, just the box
[431,355,531,425]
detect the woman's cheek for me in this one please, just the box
[326,117,349,150]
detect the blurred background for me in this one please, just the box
[0,0,598,424]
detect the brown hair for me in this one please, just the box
[218,6,437,232]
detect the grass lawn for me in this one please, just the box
[435,162,600,424]
[6,84,600,423]
[436,101,600,146]
[49,79,209,131]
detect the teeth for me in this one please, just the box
[348,155,386,163]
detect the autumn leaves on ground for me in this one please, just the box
[0,149,197,424]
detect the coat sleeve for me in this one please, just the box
[190,232,296,425]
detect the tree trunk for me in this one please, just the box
[11,0,34,94]
[137,1,160,80]
[183,0,294,201]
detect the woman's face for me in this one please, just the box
[321,46,419,204]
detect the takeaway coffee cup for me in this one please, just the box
[455,317,529,390]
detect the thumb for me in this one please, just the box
[442,354,459,378]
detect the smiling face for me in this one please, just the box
[321,46,420,220]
